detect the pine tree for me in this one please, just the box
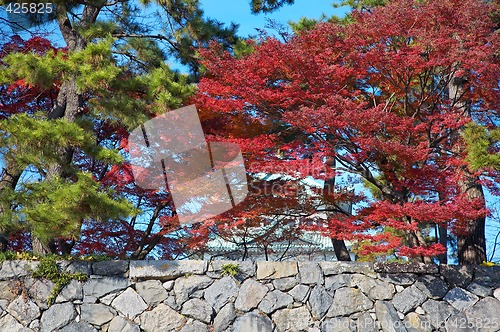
[0,0,237,256]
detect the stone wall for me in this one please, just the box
[0,260,499,331]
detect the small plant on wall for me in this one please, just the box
[31,255,88,305]
[221,263,240,277]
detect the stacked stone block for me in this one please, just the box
[0,259,498,331]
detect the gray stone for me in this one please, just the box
[100,291,119,305]
[272,306,311,332]
[288,284,310,302]
[57,260,73,271]
[234,260,257,278]
[180,320,209,332]
[257,261,298,279]
[0,280,19,301]
[0,298,9,310]
[375,301,406,332]
[258,290,293,314]
[273,277,298,291]
[0,261,38,280]
[130,260,207,280]
[191,289,204,298]
[208,260,255,278]
[56,280,83,303]
[83,276,129,298]
[351,274,376,292]
[135,280,168,306]
[81,303,116,325]
[374,262,438,274]
[2,259,500,332]
[320,262,373,276]
[28,319,39,330]
[235,278,268,311]
[377,273,417,286]
[421,299,457,329]
[40,302,76,332]
[464,297,500,332]
[163,280,174,291]
[232,310,272,332]
[466,282,492,297]
[214,303,236,332]
[403,312,431,332]
[415,306,425,315]
[392,286,427,314]
[181,298,213,324]
[356,312,377,332]
[443,287,479,311]
[92,260,129,277]
[65,261,92,275]
[165,294,179,311]
[321,317,356,332]
[204,276,239,311]
[445,312,475,332]
[327,287,373,317]
[298,262,322,285]
[174,275,214,305]
[7,296,40,326]
[138,303,186,332]
[83,295,97,303]
[473,266,500,288]
[414,275,448,299]
[59,322,97,332]
[324,274,351,290]
[0,314,28,332]
[369,280,395,300]
[27,278,56,310]
[351,274,395,300]
[309,285,332,320]
[111,287,147,319]
[107,316,140,332]
[440,265,473,288]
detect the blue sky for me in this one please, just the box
[201,0,347,37]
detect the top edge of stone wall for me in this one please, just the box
[0,259,499,282]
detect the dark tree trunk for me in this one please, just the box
[29,3,102,255]
[32,237,57,255]
[438,225,448,264]
[458,174,487,265]
[449,74,487,265]
[323,161,351,261]
[130,203,168,260]
[331,238,352,261]
[0,161,22,251]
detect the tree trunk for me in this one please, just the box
[0,161,22,251]
[32,237,57,255]
[331,238,352,261]
[130,203,167,260]
[458,173,487,265]
[449,74,487,265]
[29,3,101,255]
[437,225,448,264]
[323,162,351,261]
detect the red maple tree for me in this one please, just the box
[196,0,499,262]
